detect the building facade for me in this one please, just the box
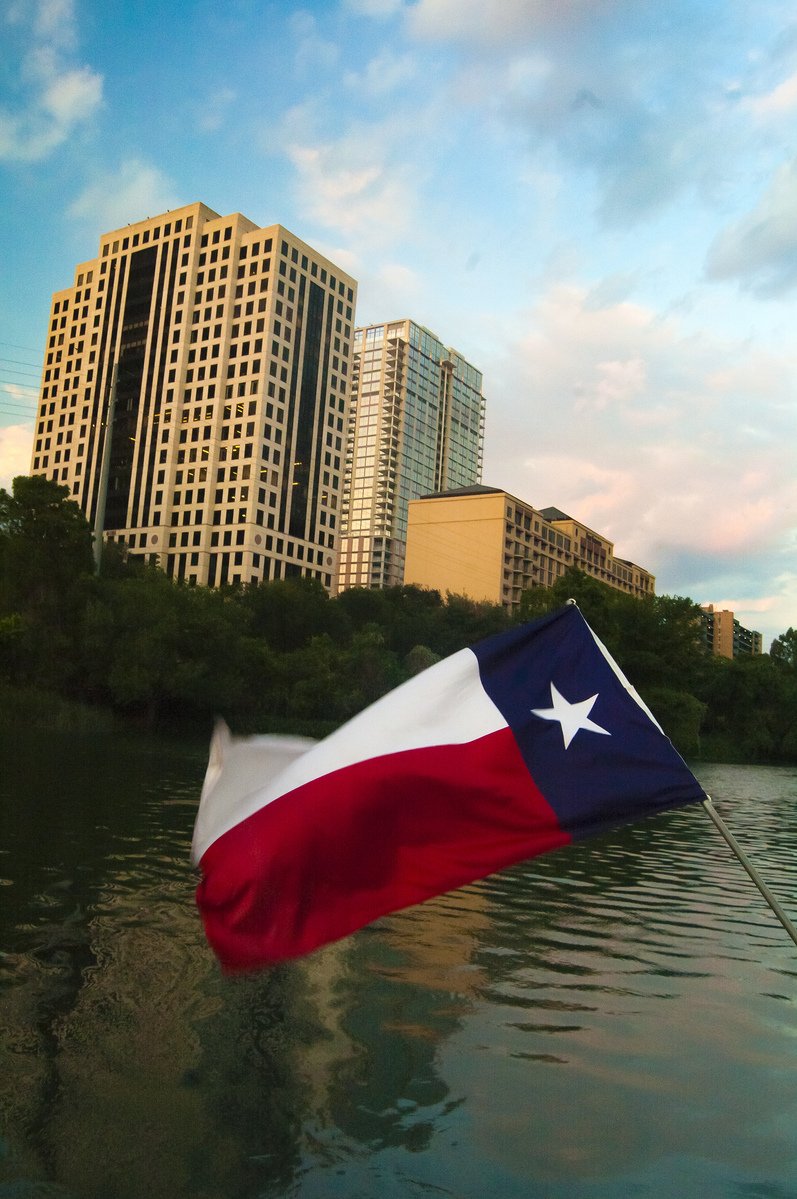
[404,486,655,609]
[335,319,485,591]
[32,202,356,588]
[701,605,763,658]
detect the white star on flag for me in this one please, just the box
[532,682,611,750]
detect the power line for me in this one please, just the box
[0,356,41,374]
[0,382,38,398]
[0,339,42,356]
[0,354,41,368]
[0,368,41,384]
[0,390,37,403]
[0,407,37,420]
[0,392,38,410]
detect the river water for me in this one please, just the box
[1,731,796,1199]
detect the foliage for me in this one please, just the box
[770,627,797,669]
[2,476,795,761]
[0,475,93,611]
[0,475,95,690]
[641,687,706,759]
[0,681,116,734]
[697,653,797,762]
[518,569,705,693]
[78,567,275,730]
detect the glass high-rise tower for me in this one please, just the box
[32,202,356,588]
[336,319,485,591]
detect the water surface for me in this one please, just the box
[1,733,796,1198]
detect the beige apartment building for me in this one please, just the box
[404,486,655,609]
[32,202,356,587]
[336,319,485,592]
[701,604,763,658]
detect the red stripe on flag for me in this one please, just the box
[196,725,571,970]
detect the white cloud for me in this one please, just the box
[343,0,404,18]
[0,423,34,491]
[481,282,797,631]
[282,117,421,245]
[195,87,237,134]
[356,262,423,324]
[399,0,746,227]
[34,0,76,45]
[42,65,102,125]
[577,356,647,414]
[344,52,417,96]
[290,10,339,75]
[67,159,180,234]
[706,156,797,294]
[407,0,618,45]
[0,0,102,162]
[713,572,797,649]
[748,70,797,117]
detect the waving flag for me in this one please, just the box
[193,603,706,971]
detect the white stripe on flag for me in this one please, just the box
[191,647,506,863]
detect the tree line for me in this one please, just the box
[1,474,795,762]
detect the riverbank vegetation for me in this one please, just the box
[1,475,795,763]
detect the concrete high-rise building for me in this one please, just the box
[701,604,763,658]
[31,201,356,587]
[335,319,485,591]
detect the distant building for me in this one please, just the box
[31,201,356,588]
[404,486,655,609]
[701,605,763,658]
[335,319,485,592]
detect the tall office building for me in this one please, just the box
[32,201,356,587]
[336,319,485,591]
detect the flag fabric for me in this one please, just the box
[192,603,707,971]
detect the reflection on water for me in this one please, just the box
[1,733,796,1198]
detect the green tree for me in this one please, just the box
[283,633,350,725]
[641,686,706,759]
[518,569,623,652]
[343,625,402,709]
[242,576,347,651]
[0,475,93,616]
[404,644,441,677]
[696,653,797,762]
[435,592,510,656]
[333,585,391,634]
[618,593,706,692]
[79,569,273,730]
[373,585,446,657]
[770,628,797,669]
[0,475,94,689]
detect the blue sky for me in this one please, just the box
[1,0,795,645]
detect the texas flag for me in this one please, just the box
[193,603,707,971]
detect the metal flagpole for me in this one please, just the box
[702,796,797,949]
[93,360,118,574]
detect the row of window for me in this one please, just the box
[112,522,334,566]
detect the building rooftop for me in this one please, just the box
[419,485,504,500]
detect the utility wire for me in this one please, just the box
[0,388,38,400]
[0,340,42,355]
[0,356,42,372]
[0,345,42,425]
[0,388,38,402]
[0,409,37,422]
[0,370,41,385]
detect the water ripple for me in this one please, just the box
[2,744,797,1198]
